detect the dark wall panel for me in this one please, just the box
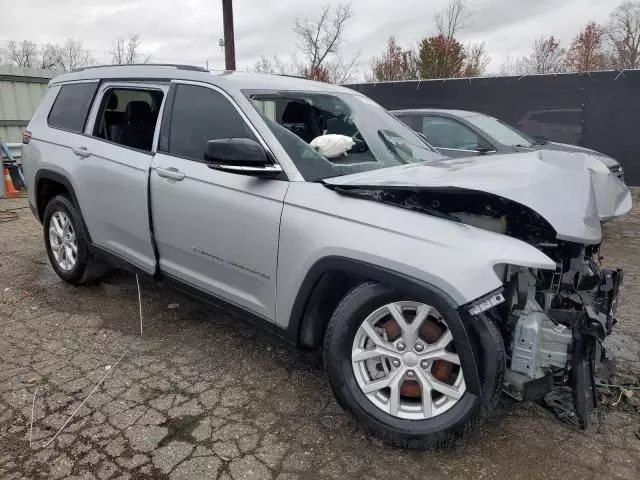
[347,71,639,185]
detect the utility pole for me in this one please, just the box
[222,0,236,70]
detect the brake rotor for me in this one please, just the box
[381,316,455,397]
[420,319,454,385]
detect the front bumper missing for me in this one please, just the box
[594,268,623,335]
[543,267,624,428]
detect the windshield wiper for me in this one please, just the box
[378,130,411,163]
[513,144,534,148]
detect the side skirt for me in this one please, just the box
[89,243,296,345]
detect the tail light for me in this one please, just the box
[23,130,32,144]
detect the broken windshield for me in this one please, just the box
[246,91,439,181]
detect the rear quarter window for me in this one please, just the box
[47,82,99,133]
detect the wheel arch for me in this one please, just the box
[288,256,485,396]
[34,169,92,243]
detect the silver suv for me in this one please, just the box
[22,65,629,448]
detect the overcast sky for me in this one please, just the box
[0,0,621,78]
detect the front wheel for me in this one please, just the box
[323,282,505,449]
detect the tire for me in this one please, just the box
[43,195,105,285]
[323,282,505,449]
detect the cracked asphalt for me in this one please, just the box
[1,191,639,480]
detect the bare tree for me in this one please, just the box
[39,43,61,70]
[607,1,640,69]
[253,54,290,75]
[324,54,360,83]
[519,36,567,74]
[435,0,471,40]
[499,56,527,76]
[293,2,358,81]
[6,40,38,68]
[462,42,491,77]
[56,38,93,71]
[110,34,151,64]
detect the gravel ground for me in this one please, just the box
[0,191,639,480]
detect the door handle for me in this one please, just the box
[72,146,91,158]
[156,167,185,181]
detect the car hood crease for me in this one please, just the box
[324,150,617,244]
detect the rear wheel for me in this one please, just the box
[323,282,505,448]
[43,195,105,285]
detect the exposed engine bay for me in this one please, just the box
[332,185,623,428]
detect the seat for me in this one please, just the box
[103,94,124,141]
[113,101,155,151]
[281,101,320,143]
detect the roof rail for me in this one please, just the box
[71,63,209,73]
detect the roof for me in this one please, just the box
[48,65,354,95]
[391,108,484,118]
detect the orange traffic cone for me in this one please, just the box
[3,168,21,197]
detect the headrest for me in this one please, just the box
[106,93,118,110]
[125,101,151,124]
[282,101,312,123]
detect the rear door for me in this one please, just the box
[79,82,169,273]
[150,81,288,321]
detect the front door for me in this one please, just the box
[150,82,288,321]
[420,115,489,158]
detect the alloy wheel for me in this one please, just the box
[351,301,465,420]
[48,211,78,271]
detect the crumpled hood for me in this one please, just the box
[536,142,619,168]
[325,150,616,244]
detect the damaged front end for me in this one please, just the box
[496,244,622,428]
[328,184,624,428]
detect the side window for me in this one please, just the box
[395,115,421,132]
[91,87,164,152]
[166,84,256,162]
[47,82,99,132]
[421,116,482,151]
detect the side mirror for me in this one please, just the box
[204,138,282,177]
[475,140,496,155]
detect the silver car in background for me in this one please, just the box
[393,108,631,222]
